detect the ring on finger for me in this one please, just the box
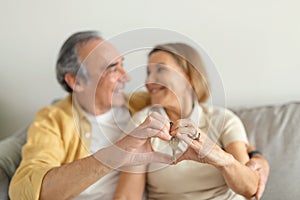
[189,129,201,140]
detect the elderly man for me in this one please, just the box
[9,31,171,200]
[9,31,269,200]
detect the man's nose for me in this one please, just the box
[119,67,130,82]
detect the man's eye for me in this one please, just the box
[109,67,117,73]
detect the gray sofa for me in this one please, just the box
[0,102,299,199]
[232,102,300,199]
[0,125,28,200]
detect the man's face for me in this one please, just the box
[77,39,130,114]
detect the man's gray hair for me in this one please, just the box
[56,31,102,93]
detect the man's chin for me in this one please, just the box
[111,94,126,107]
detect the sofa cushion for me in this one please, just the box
[0,125,28,179]
[232,102,300,199]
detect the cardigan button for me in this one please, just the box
[85,132,91,138]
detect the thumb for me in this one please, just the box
[174,152,186,163]
[150,152,173,164]
[246,159,257,171]
[131,151,173,165]
[256,181,265,200]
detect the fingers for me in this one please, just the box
[170,119,197,134]
[127,151,173,167]
[175,132,194,146]
[171,126,193,137]
[169,119,199,146]
[170,118,205,141]
[94,142,173,169]
[174,150,193,163]
[256,180,265,200]
[145,112,171,140]
[245,159,258,171]
[255,168,267,200]
[246,157,269,200]
[131,112,171,140]
[142,112,168,130]
[175,152,186,163]
[173,125,217,162]
[248,157,270,184]
[148,152,173,164]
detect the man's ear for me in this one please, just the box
[64,73,84,92]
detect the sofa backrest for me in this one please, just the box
[232,102,300,199]
[1,103,299,199]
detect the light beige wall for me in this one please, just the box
[1,0,299,139]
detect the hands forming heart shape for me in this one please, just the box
[94,112,221,170]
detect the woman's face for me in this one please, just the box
[146,51,192,108]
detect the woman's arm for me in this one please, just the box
[114,171,146,200]
[171,119,259,199]
[221,141,259,198]
[187,139,259,198]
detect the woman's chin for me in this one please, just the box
[151,98,163,106]
[151,99,171,109]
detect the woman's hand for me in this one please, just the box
[170,119,232,167]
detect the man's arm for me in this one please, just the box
[9,105,93,200]
[12,111,171,200]
[41,112,171,199]
[40,156,111,199]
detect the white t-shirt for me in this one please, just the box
[75,106,131,200]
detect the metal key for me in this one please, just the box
[169,136,179,163]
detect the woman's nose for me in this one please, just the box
[146,72,157,84]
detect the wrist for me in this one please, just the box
[218,152,235,169]
[115,135,140,153]
[206,145,235,168]
[93,145,129,169]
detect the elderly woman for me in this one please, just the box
[114,43,259,200]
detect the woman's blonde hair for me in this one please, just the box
[148,43,210,103]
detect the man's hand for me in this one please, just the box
[246,155,270,200]
[93,112,172,169]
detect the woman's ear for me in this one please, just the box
[64,73,84,92]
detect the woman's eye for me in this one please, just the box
[157,66,165,73]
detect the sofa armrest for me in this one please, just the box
[0,130,27,178]
[0,168,9,200]
[0,125,27,199]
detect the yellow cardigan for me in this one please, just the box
[9,92,150,200]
